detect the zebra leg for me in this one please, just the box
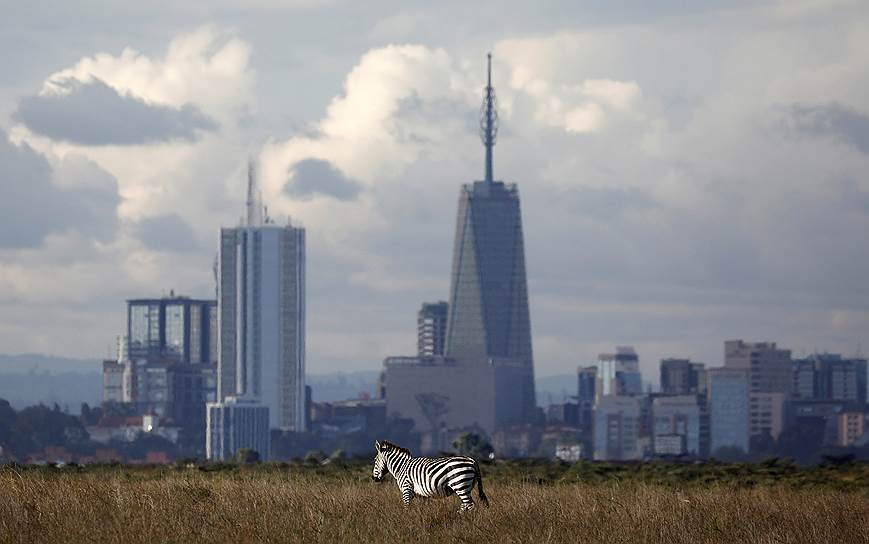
[401,483,413,507]
[456,489,475,512]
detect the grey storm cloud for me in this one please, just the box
[783,102,869,155]
[134,213,200,252]
[13,78,217,146]
[562,187,656,220]
[0,132,120,248]
[285,158,362,201]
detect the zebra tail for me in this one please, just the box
[474,460,490,507]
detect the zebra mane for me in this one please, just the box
[380,440,411,457]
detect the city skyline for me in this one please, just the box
[2,2,869,381]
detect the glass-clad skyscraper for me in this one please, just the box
[445,181,533,365]
[443,54,536,424]
[708,368,750,454]
[382,54,538,438]
[127,296,216,364]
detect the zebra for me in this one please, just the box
[371,440,489,511]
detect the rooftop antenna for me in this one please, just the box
[212,255,218,298]
[246,159,262,227]
[479,52,499,183]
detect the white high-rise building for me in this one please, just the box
[207,161,306,460]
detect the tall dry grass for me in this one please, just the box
[0,467,866,543]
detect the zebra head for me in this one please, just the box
[372,440,388,481]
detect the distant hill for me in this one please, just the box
[0,354,102,411]
[0,354,385,410]
[0,354,579,411]
[307,370,381,402]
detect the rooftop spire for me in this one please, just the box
[479,52,499,183]
[246,158,262,227]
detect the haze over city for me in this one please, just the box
[2,0,869,382]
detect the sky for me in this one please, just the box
[1,0,869,382]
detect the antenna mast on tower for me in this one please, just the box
[246,159,262,227]
[479,52,499,183]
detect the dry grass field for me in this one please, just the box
[0,465,867,544]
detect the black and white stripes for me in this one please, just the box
[372,440,489,511]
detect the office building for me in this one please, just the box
[652,395,700,456]
[383,54,536,434]
[596,347,642,402]
[593,396,641,461]
[708,368,750,455]
[216,161,306,431]
[101,358,216,420]
[546,402,579,427]
[815,355,867,402]
[792,358,816,399]
[102,360,125,403]
[724,340,791,394]
[660,359,705,396]
[577,366,597,429]
[749,392,786,441]
[418,302,448,356]
[206,397,270,461]
[127,295,217,364]
[792,354,867,402]
[837,412,867,447]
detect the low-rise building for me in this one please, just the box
[206,397,270,461]
[555,443,583,462]
[652,395,700,456]
[653,434,686,456]
[838,412,867,447]
[749,392,786,441]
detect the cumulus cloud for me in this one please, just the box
[515,76,642,134]
[0,132,120,248]
[285,158,362,201]
[260,44,470,193]
[38,26,252,124]
[14,78,217,145]
[8,25,257,233]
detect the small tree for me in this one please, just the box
[452,433,494,459]
[303,450,326,465]
[236,448,260,464]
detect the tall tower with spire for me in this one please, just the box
[444,53,536,422]
[214,159,306,433]
[382,54,536,442]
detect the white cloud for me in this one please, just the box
[41,26,252,124]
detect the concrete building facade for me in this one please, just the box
[417,302,448,357]
[838,412,867,447]
[652,395,701,456]
[206,397,270,461]
[216,172,306,432]
[748,391,787,441]
[724,340,792,394]
[594,396,641,461]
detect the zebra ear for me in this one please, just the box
[374,440,382,451]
